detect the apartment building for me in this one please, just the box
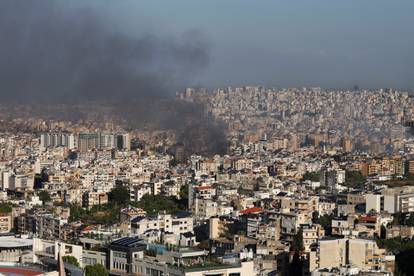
[82,191,108,209]
[131,212,193,237]
[0,213,12,233]
[310,237,394,273]
[366,187,414,214]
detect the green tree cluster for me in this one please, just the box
[62,256,79,267]
[292,228,304,252]
[377,237,414,276]
[133,194,184,215]
[392,212,414,227]
[69,203,121,224]
[344,170,366,188]
[109,186,130,205]
[177,184,189,210]
[313,214,334,235]
[302,171,320,182]
[70,187,187,224]
[0,202,12,213]
[38,190,51,205]
[85,264,108,276]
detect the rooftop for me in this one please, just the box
[111,237,144,248]
[0,237,33,249]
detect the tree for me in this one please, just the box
[68,151,78,160]
[38,190,51,205]
[85,264,109,276]
[0,202,12,213]
[302,171,320,182]
[177,184,189,210]
[316,214,334,235]
[69,204,86,222]
[109,186,129,206]
[292,228,304,252]
[134,194,182,215]
[344,170,366,189]
[62,256,79,267]
[376,237,414,276]
[179,184,188,201]
[237,186,254,197]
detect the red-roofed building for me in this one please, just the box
[195,185,213,191]
[358,215,377,223]
[240,207,263,215]
[0,266,44,276]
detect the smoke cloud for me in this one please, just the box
[0,1,208,102]
[0,1,227,155]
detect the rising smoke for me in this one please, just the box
[0,1,227,155]
[0,1,208,102]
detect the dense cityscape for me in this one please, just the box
[0,87,414,275]
[1,1,414,276]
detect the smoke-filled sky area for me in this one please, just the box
[97,0,413,90]
[1,0,414,104]
[0,1,210,103]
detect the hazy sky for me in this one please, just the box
[11,1,414,90]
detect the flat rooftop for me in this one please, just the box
[0,237,33,248]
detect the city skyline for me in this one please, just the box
[0,0,414,105]
[0,1,414,276]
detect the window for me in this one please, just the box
[113,251,127,258]
[65,245,72,254]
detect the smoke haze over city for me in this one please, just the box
[1,0,414,97]
[0,0,229,155]
[0,1,209,103]
[2,2,414,276]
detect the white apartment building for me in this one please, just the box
[131,212,193,237]
[366,188,414,214]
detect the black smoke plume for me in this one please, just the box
[0,1,208,102]
[0,1,227,155]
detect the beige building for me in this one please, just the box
[302,224,325,252]
[0,213,12,233]
[193,198,218,218]
[281,196,319,213]
[386,225,414,239]
[209,217,230,239]
[82,191,108,209]
[310,238,394,273]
